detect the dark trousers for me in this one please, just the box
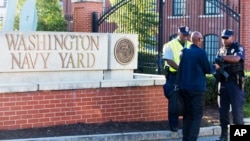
[219,81,245,128]
[181,90,204,141]
[163,73,179,129]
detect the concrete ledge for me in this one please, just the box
[154,78,166,85]
[101,79,155,88]
[0,74,166,93]
[244,118,250,125]
[0,83,38,93]
[133,73,165,79]
[5,126,220,141]
[38,81,101,91]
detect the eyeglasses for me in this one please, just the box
[222,37,229,40]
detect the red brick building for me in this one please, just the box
[63,0,250,70]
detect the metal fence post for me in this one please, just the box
[157,0,165,74]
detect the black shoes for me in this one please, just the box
[170,127,178,132]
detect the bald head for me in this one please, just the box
[191,31,203,47]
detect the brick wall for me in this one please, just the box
[72,2,102,32]
[241,0,250,70]
[0,86,167,130]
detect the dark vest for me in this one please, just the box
[224,42,244,78]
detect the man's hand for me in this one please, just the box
[215,56,224,64]
[214,63,220,70]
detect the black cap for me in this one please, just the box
[178,26,190,35]
[221,29,234,38]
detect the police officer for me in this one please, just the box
[216,29,246,141]
[162,26,191,132]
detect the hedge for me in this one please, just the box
[205,74,250,117]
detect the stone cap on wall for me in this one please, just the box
[0,73,165,93]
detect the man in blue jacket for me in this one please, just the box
[178,31,219,141]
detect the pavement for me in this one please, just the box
[2,116,249,141]
[2,126,221,141]
[154,135,220,141]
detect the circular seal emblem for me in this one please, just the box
[114,38,135,65]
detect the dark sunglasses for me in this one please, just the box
[222,37,229,40]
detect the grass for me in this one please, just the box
[244,102,250,117]
[244,71,250,117]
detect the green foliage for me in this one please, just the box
[36,0,67,31]
[244,103,250,117]
[205,75,218,105]
[244,72,250,117]
[15,0,67,31]
[205,73,250,117]
[242,72,250,104]
[14,0,25,30]
[109,0,159,49]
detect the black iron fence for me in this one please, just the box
[97,0,240,75]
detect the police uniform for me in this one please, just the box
[216,29,246,141]
[162,26,191,132]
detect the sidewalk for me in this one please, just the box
[2,126,220,141]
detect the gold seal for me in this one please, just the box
[114,38,135,65]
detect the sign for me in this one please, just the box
[0,31,108,72]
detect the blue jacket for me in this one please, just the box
[178,44,215,92]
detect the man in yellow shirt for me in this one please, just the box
[162,26,191,132]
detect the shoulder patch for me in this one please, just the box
[231,49,235,54]
[239,47,244,52]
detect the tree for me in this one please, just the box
[109,0,159,49]
[36,0,67,31]
[15,0,67,31]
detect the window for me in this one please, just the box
[205,0,219,15]
[173,0,186,16]
[204,35,219,63]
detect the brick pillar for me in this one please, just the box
[72,0,103,32]
[240,0,250,70]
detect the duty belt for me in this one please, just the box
[228,76,237,81]
[222,75,237,82]
[169,71,177,75]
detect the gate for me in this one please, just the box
[97,0,240,74]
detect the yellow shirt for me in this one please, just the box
[162,38,191,72]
